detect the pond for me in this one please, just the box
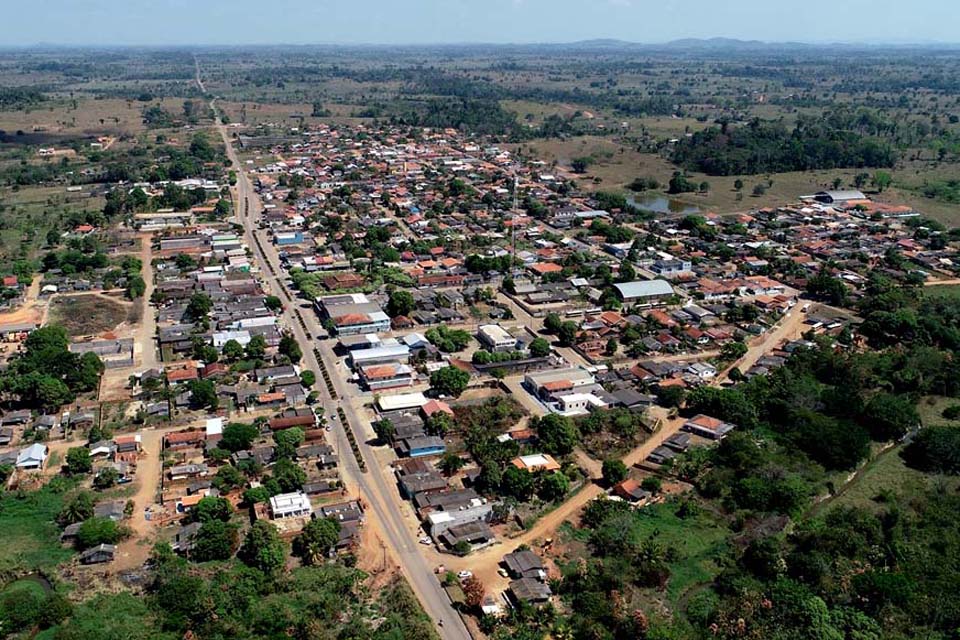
[627,194,702,216]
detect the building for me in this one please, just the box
[503,550,547,580]
[15,443,47,469]
[614,280,675,304]
[477,324,518,353]
[349,344,411,369]
[315,293,390,336]
[557,392,606,415]
[396,435,446,458]
[524,367,596,401]
[419,489,493,536]
[270,491,313,519]
[511,453,561,473]
[359,363,417,391]
[79,543,116,565]
[683,414,736,440]
[650,259,693,276]
[508,578,552,605]
[807,190,867,204]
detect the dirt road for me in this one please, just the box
[113,427,171,571]
[133,235,158,370]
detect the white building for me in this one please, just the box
[477,324,517,353]
[270,491,313,519]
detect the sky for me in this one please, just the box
[3,0,957,47]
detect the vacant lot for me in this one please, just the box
[0,484,74,574]
[0,97,184,138]
[48,293,130,337]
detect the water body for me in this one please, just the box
[627,194,702,216]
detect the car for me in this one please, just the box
[419,536,433,545]
[457,570,473,579]
[497,568,509,578]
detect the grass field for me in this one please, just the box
[48,294,130,337]
[924,284,960,299]
[634,502,730,602]
[0,484,74,574]
[0,97,184,138]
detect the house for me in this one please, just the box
[503,550,546,580]
[420,399,454,420]
[687,362,717,381]
[683,414,736,440]
[647,446,679,465]
[396,435,446,458]
[420,490,494,536]
[15,443,47,469]
[438,521,496,549]
[477,324,517,353]
[94,500,126,522]
[270,491,313,519]
[359,363,416,391]
[524,367,595,401]
[169,463,209,481]
[79,543,116,565]
[172,522,202,554]
[612,478,652,504]
[511,453,561,473]
[318,500,365,524]
[508,578,552,605]
[165,430,205,449]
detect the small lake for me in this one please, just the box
[627,194,702,216]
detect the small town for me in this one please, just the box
[0,10,958,640]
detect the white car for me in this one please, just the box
[457,570,473,580]
[419,536,433,545]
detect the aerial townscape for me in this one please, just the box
[0,5,960,639]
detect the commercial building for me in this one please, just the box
[477,324,518,353]
[614,280,675,304]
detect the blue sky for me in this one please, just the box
[4,0,956,46]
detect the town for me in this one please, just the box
[0,32,959,640]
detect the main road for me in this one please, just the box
[206,96,470,639]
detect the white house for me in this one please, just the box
[15,443,47,469]
[270,491,312,519]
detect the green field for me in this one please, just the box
[0,483,75,574]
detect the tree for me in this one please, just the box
[873,170,893,192]
[192,520,239,561]
[278,333,302,362]
[264,295,282,312]
[734,179,744,191]
[539,472,570,501]
[619,260,636,282]
[544,313,562,334]
[861,393,918,441]
[220,422,259,452]
[245,334,267,359]
[558,321,578,347]
[901,426,960,473]
[76,517,122,549]
[602,459,628,485]
[656,385,686,408]
[293,517,341,565]
[238,521,286,574]
[185,292,212,322]
[430,366,470,397]
[300,370,316,387]
[65,447,92,475]
[126,275,146,300]
[440,452,465,476]
[221,339,245,362]
[271,458,307,492]
[721,341,749,361]
[500,466,536,501]
[212,464,245,492]
[58,491,94,526]
[605,338,618,356]
[529,337,551,358]
[386,290,415,318]
[571,157,592,173]
[462,575,485,608]
[274,427,305,459]
[188,379,218,410]
[194,496,233,523]
[640,476,662,494]
[94,467,119,489]
[536,414,579,456]
[372,418,396,444]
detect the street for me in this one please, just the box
[209,97,472,640]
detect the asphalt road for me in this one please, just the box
[210,104,471,640]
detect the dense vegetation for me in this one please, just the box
[671,118,898,175]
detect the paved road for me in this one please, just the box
[208,99,470,640]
